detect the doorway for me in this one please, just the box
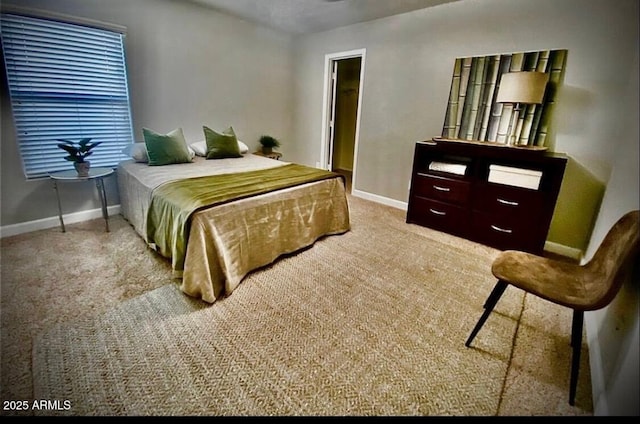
[320,49,365,193]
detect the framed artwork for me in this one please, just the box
[441,49,568,147]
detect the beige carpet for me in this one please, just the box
[2,195,593,416]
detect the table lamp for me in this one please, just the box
[496,71,549,146]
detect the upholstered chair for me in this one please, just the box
[465,209,639,405]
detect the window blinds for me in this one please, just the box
[1,13,134,179]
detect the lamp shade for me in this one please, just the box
[496,71,549,104]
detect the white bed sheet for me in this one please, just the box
[117,154,287,241]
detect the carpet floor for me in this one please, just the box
[1,194,593,416]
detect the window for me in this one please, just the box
[1,12,134,179]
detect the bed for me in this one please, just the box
[117,153,350,303]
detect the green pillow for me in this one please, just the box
[143,127,193,166]
[204,126,242,159]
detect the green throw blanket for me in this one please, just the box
[146,163,345,273]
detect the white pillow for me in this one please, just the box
[123,142,195,163]
[190,140,207,157]
[190,139,249,156]
[237,139,249,154]
[122,142,148,162]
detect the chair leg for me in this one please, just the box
[483,279,507,309]
[466,280,509,347]
[569,309,584,406]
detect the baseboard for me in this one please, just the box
[0,205,121,238]
[544,240,584,262]
[351,188,407,211]
[584,313,608,415]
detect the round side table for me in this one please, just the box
[253,151,283,160]
[49,167,115,232]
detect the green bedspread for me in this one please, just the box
[146,163,344,273]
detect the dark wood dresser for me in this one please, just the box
[406,139,567,254]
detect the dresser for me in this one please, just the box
[406,139,567,254]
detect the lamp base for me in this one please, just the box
[506,104,522,146]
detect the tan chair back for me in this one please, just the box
[584,210,639,310]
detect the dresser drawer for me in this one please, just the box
[470,211,542,252]
[412,173,471,206]
[406,140,567,255]
[407,197,469,236]
[473,182,543,219]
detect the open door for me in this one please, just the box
[320,49,365,193]
[327,60,338,172]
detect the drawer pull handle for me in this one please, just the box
[433,185,451,192]
[491,224,513,234]
[429,208,447,216]
[497,198,519,206]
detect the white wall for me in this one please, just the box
[1,0,294,226]
[583,46,639,415]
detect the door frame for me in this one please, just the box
[319,48,366,191]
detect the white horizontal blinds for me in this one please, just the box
[1,13,133,179]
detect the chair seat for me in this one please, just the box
[468,210,638,406]
[491,251,601,310]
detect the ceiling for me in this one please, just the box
[190,0,460,34]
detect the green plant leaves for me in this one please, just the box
[56,138,103,162]
[259,135,280,148]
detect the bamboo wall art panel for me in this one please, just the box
[442,49,567,147]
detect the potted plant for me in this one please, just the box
[259,135,280,155]
[57,137,103,177]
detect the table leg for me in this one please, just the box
[53,179,66,232]
[96,177,110,232]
